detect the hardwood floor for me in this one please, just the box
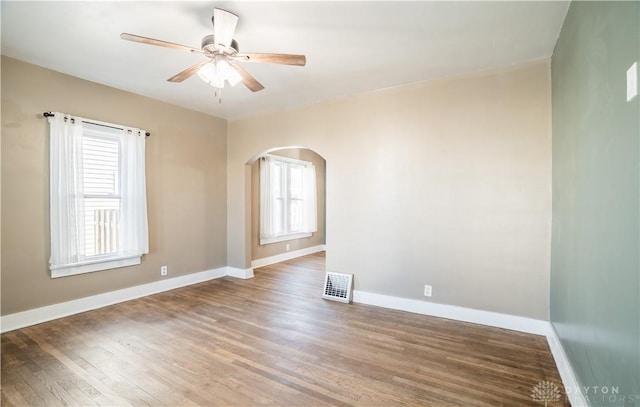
[1,252,568,406]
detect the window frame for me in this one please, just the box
[50,255,142,279]
[259,155,314,245]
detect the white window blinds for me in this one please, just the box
[82,131,120,256]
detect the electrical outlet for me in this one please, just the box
[161,265,168,276]
[286,244,290,251]
[424,284,432,297]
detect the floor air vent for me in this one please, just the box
[322,272,353,303]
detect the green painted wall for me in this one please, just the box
[551,2,640,406]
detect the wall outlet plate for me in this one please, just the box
[424,284,432,297]
[161,265,168,276]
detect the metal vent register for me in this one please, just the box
[322,272,353,303]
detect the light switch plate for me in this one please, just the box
[627,62,637,102]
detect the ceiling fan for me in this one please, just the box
[120,8,306,100]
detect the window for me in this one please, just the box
[260,155,317,245]
[83,133,120,257]
[48,113,148,278]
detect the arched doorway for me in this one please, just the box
[246,146,326,269]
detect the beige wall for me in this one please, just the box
[228,59,551,319]
[250,148,326,261]
[1,56,227,315]
[1,56,551,320]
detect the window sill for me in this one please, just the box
[50,255,142,278]
[260,232,312,246]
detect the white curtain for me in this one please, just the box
[49,112,148,276]
[49,113,86,269]
[302,164,317,233]
[120,127,149,256]
[260,156,276,240]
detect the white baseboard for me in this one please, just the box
[251,244,326,269]
[352,290,550,335]
[0,266,253,333]
[546,324,590,406]
[225,267,254,279]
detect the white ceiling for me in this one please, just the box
[1,1,569,120]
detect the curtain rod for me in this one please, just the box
[42,112,150,137]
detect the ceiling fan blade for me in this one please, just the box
[121,33,203,53]
[229,62,264,92]
[235,53,306,66]
[213,8,238,49]
[167,61,208,83]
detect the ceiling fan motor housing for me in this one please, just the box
[201,34,239,54]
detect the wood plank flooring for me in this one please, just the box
[1,252,569,406]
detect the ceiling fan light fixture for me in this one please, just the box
[197,62,217,84]
[197,59,242,88]
[218,59,243,86]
